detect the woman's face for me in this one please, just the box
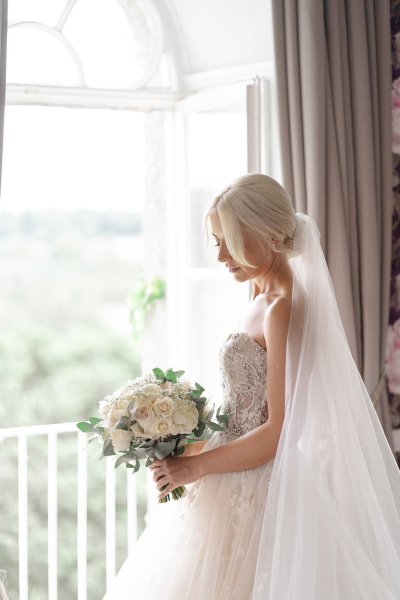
[209,212,275,283]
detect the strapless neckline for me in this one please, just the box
[227,331,267,352]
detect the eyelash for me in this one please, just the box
[213,243,220,247]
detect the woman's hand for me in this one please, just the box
[149,455,204,501]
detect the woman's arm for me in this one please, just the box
[151,298,291,499]
[182,439,208,456]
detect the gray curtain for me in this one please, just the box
[272,0,394,445]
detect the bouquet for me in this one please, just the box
[77,367,228,502]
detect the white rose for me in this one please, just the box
[110,429,132,452]
[143,383,162,396]
[131,406,157,439]
[172,399,198,434]
[153,418,174,437]
[105,406,128,430]
[117,392,136,410]
[153,396,174,418]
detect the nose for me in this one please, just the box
[217,241,231,263]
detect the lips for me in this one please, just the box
[228,267,240,272]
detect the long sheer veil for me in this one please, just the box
[252,213,400,599]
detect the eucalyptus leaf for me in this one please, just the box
[76,421,95,433]
[173,446,185,456]
[103,440,116,456]
[154,440,176,459]
[152,367,165,380]
[115,416,130,430]
[195,382,205,393]
[89,417,102,425]
[165,369,177,383]
[216,414,229,424]
[203,419,225,432]
[115,453,137,469]
[174,370,185,379]
[193,421,206,437]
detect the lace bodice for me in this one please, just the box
[219,331,268,438]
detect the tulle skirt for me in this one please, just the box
[104,432,275,600]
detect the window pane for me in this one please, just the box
[7,25,82,86]
[187,109,247,268]
[8,0,69,25]
[1,105,146,429]
[63,0,163,89]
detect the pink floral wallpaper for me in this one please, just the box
[386,1,400,441]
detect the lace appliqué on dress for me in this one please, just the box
[219,331,268,438]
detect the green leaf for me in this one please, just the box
[216,414,229,424]
[115,416,130,430]
[193,421,206,437]
[173,446,185,456]
[174,370,185,379]
[154,440,176,459]
[165,369,177,383]
[103,440,116,456]
[190,390,202,398]
[145,455,153,467]
[152,367,165,380]
[89,417,102,425]
[76,421,95,433]
[115,452,138,469]
[203,418,225,432]
[195,382,205,393]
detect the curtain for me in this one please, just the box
[0,0,6,194]
[271,0,394,445]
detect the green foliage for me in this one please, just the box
[129,277,166,341]
[0,210,147,600]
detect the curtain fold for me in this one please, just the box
[271,0,394,445]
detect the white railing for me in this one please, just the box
[0,422,152,600]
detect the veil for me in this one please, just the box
[252,213,400,599]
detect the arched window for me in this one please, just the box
[7,0,177,94]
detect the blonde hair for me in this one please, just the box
[204,173,298,268]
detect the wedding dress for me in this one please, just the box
[104,330,275,599]
[105,213,400,599]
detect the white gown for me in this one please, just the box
[104,331,275,600]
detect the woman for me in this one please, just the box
[105,174,400,599]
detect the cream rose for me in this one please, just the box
[153,418,174,437]
[105,406,129,429]
[110,429,132,452]
[131,405,157,438]
[142,383,162,396]
[172,399,198,434]
[153,396,174,418]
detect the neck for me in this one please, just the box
[251,253,292,300]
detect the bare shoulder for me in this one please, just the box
[263,295,292,345]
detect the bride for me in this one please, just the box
[104,174,400,599]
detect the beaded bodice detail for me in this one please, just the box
[219,332,268,438]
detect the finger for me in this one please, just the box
[158,483,174,500]
[152,470,164,482]
[156,476,168,491]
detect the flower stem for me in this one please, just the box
[159,485,187,503]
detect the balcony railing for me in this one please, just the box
[0,422,153,600]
